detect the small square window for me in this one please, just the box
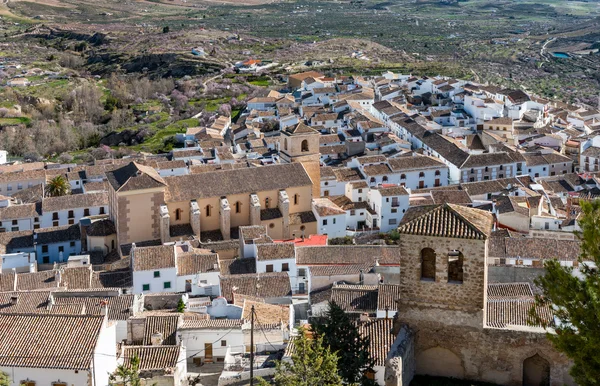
[164,281,171,289]
[142,284,150,291]
[154,271,160,278]
[323,219,328,226]
[221,340,227,347]
[266,264,274,273]
[70,241,75,247]
[41,245,48,253]
[58,246,64,253]
[282,263,289,272]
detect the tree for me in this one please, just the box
[257,327,343,386]
[176,298,185,313]
[312,302,376,386]
[533,199,600,385]
[109,355,143,386]
[0,371,10,386]
[45,175,71,197]
[163,26,170,33]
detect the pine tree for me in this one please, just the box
[533,199,600,385]
[257,327,343,386]
[312,301,377,386]
[109,355,142,386]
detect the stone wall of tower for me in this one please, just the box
[159,205,170,244]
[398,233,487,312]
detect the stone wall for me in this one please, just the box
[385,324,415,386]
[393,308,574,386]
[399,234,486,311]
[487,265,546,288]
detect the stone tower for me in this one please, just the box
[279,122,321,198]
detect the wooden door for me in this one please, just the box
[205,343,213,362]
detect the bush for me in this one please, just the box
[328,236,354,245]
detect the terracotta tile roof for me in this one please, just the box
[239,226,268,242]
[48,303,86,314]
[242,299,289,326]
[330,284,378,314]
[176,251,219,276]
[41,192,107,212]
[16,270,60,291]
[486,295,552,329]
[179,319,243,329]
[142,315,180,345]
[377,284,400,311]
[92,270,133,289]
[132,245,176,272]
[106,162,166,192]
[376,186,409,197]
[289,211,317,225]
[398,204,493,240]
[0,291,50,313]
[165,163,312,202]
[332,167,363,182]
[461,152,515,168]
[219,272,291,302]
[0,272,16,292]
[219,258,256,275]
[53,294,135,320]
[123,345,181,370]
[430,190,472,205]
[260,208,283,221]
[312,198,346,216]
[357,318,395,366]
[61,266,93,289]
[256,242,295,261]
[0,202,39,221]
[86,219,116,237]
[35,224,81,245]
[0,313,105,369]
[487,283,533,300]
[309,264,373,277]
[296,246,401,266]
[388,154,446,171]
[500,237,580,261]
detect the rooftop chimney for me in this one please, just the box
[10,296,18,305]
[359,313,370,324]
[150,331,164,346]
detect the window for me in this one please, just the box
[298,268,307,277]
[52,212,59,221]
[370,177,376,183]
[294,194,299,205]
[20,382,36,386]
[301,139,309,152]
[324,181,329,186]
[175,208,182,221]
[12,220,17,225]
[324,190,329,197]
[235,202,241,214]
[99,207,105,215]
[6,185,11,191]
[421,248,436,280]
[419,172,425,178]
[323,219,328,226]
[284,138,288,151]
[163,281,171,289]
[142,284,150,291]
[70,241,75,247]
[484,166,489,172]
[68,210,74,219]
[266,264,274,273]
[391,208,397,213]
[388,218,397,225]
[435,170,440,176]
[470,168,474,174]
[269,223,275,229]
[358,188,363,193]
[499,165,503,170]
[34,217,39,223]
[400,174,406,180]
[282,263,289,272]
[350,210,356,216]
[68,219,75,225]
[206,205,212,217]
[382,176,388,182]
[333,218,336,224]
[58,246,64,253]
[499,174,504,179]
[154,271,160,278]
[42,245,48,253]
[43,256,49,264]
[265,197,270,209]
[17,183,22,190]
[448,250,464,283]
[84,208,90,216]
[221,340,227,347]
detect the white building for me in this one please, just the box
[0,313,116,386]
[312,198,347,238]
[368,186,410,232]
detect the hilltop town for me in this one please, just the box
[0,68,594,385]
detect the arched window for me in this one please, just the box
[175,208,182,221]
[499,165,503,170]
[205,205,212,217]
[301,139,309,152]
[382,176,388,182]
[400,174,406,180]
[284,138,288,151]
[265,197,270,209]
[448,250,464,283]
[419,172,425,178]
[235,201,241,214]
[485,166,489,172]
[421,248,436,280]
[294,194,299,205]
[523,354,550,386]
[370,177,376,183]
[435,170,441,176]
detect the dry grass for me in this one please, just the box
[8,0,73,8]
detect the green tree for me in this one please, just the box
[0,371,10,386]
[257,327,343,386]
[163,26,170,33]
[109,355,142,386]
[533,199,600,385]
[176,298,185,313]
[45,175,71,197]
[312,302,376,386]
